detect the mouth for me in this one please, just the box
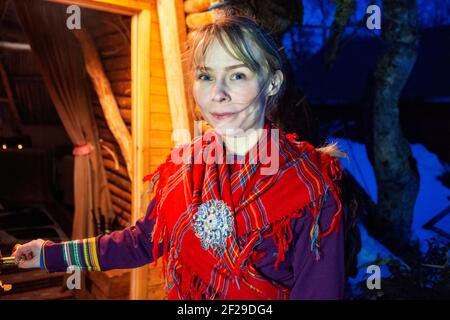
[211,112,236,120]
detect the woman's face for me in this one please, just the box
[193,38,266,136]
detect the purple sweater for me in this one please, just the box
[41,193,345,300]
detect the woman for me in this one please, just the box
[12,16,346,300]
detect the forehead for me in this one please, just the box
[197,37,261,70]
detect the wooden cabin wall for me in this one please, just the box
[85,8,174,236]
[83,5,178,299]
[86,13,134,230]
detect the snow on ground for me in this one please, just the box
[331,138,450,282]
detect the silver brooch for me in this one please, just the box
[192,200,234,251]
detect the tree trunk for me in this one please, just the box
[363,0,420,254]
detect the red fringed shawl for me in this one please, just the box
[143,121,343,300]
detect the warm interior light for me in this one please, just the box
[17,144,23,150]
[1,144,6,150]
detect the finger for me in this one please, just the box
[14,246,31,263]
[11,244,21,256]
[18,258,37,269]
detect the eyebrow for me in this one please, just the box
[196,64,248,71]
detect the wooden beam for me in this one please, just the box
[130,5,151,301]
[46,0,150,16]
[73,29,133,181]
[157,0,191,145]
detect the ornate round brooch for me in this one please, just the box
[192,199,234,251]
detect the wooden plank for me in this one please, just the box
[150,59,166,78]
[130,4,152,301]
[148,130,174,149]
[150,113,172,131]
[150,77,168,96]
[157,0,191,145]
[149,95,171,113]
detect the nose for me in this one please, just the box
[211,82,230,103]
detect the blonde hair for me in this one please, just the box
[183,15,346,159]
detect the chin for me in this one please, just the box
[213,124,242,136]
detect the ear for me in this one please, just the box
[267,70,284,97]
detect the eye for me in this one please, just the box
[230,73,247,80]
[197,73,212,81]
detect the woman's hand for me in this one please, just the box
[11,239,45,269]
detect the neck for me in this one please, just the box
[222,126,264,156]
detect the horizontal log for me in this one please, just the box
[96,32,129,52]
[99,46,130,59]
[119,108,131,123]
[115,213,130,228]
[90,16,131,39]
[94,96,130,111]
[103,56,130,72]
[106,69,131,82]
[186,11,214,30]
[111,81,131,96]
[184,0,211,13]
[112,205,130,222]
[108,182,131,203]
[110,192,131,212]
[115,96,131,109]
[101,146,126,167]
[105,169,132,191]
[103,158,129,178]
[91,22,122,39]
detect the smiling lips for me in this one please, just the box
[211,112,236,120]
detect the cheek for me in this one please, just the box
[193,83,208,107]
[230,82,261,103]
